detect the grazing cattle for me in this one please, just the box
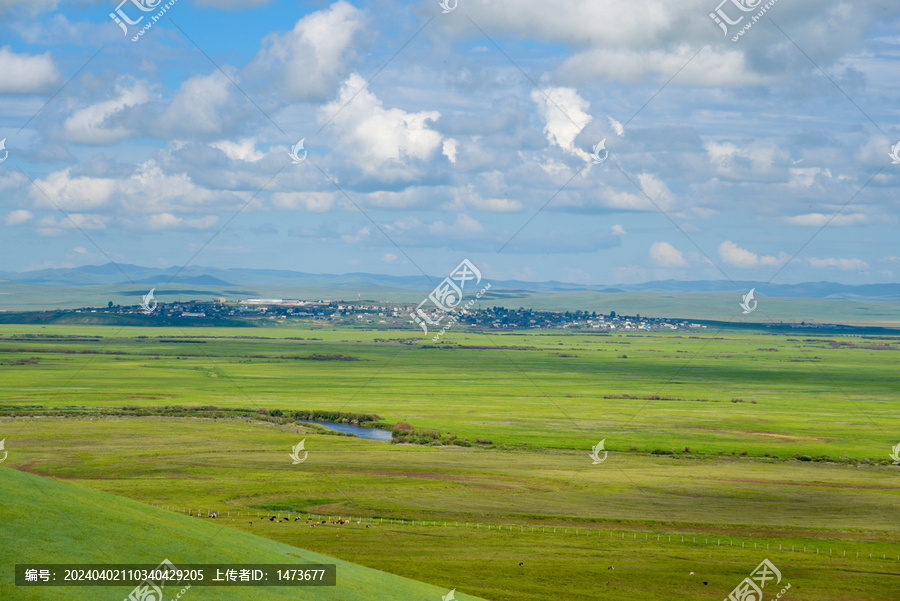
[269,516,276,521]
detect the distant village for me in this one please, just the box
[66,297,713,332]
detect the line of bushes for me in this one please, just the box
[0,404,382,427]
[389,422,474,446]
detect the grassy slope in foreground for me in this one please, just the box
[0,467,481,601]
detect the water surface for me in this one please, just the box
[300,420,393,441]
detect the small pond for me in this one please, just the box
[300,420,393,441]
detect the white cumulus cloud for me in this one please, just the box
[211,138,265,162]
[62,78,151,145]
[320,73,443,179]
[0,45,59,93]
[650,241,687,267]
[5,209,33,225]
[532,86,592,161]
[443,138,458,164]
[248,1,363,101]
[158,71,242,137]
[719,241,787,268]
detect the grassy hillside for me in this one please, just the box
[0,466,483,601]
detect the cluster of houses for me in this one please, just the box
[67,298,706,332]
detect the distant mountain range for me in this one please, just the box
[1,263,899,300]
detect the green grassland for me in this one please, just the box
[1,324,899,600]
[3,418,898,601]
[0,466,486,601]
[1,325,898,458]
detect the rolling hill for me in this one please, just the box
[0,466,482,601]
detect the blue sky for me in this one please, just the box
[0,0,898,285]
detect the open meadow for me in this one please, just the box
[1,324,899,600]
